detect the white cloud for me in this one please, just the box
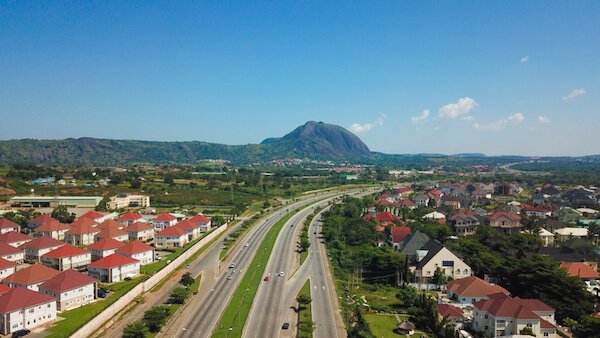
[538,115,551,124]
[439,97,479,119]
[462,115,475,122]
[411,109,430,123]
[473,113,525,130]
[562,88,587,101]
[520,56,529,63]
[349,114,387,134]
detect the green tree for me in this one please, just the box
[432,267,447,290]
[51,205,75,224]
[123,320,148,338]
[297,294,312,309]
[130,179,142,189]
[169,287,189,304]
[143,305,170,332]
[180,272,194,287]
[519,327,535,336]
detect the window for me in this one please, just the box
[484,314,488,319]
[442,261,454,267]
[527,323,533,328]
[544,333,549,337]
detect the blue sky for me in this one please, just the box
[1,1,598,156]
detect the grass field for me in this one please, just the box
[298,279,313,338]
[212,212,297,338]
[364,314,400,338]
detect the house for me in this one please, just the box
[38,269,97,311]
[95,227,129,242]
[560,262,600,280]
[117,211,144,226]
[1,264,60,291]
[151,213,177,232]
[0,284,9,295]
[0,258,16,280]
[441,197,461,209]
[189,214,212,232]
[473,293,557,338]
[398,230,431,261]
[155,226,189,248]
[0,242,24,265]
[97,219,125,231]
[537,228,555,247]
[0,287,57,335]
[174,220,200,241]
[437,304,465,326]
[576,208,599,218]
[0,231,33,247]
[415,240,471,282]
[413,194,430,207]
[448,212,480,236]
[20,236,65,262]
[521,204,551,218]
[116,241,154,265]
[391,226,411,250]
[79,210,108,223]
[88,238,125,261]
[554,227,588,242]
[0,218,20,234]
[64,218,100,246]
[88,254,140,283]
[446,276,510,304]
[488,211,523,235]
[394,199,417,210]
[552,207,582,224]
[422,211,447,224]
[27,214,59,229]
[126,222,154,242]
[41,245,91,271]
[34,220,71,240]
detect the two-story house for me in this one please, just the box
[0,258,16,280]
[0,218,20,234]
[19,237,65,262]
[1,264,60,291]
[116,241,154,265]
[41,245,91,271]
[126,222,154,242]
[448,212,480,236]
[0,231,33,248]
[88,238,125,261]
[488,211,523,235]
[0,288,57,335]
[415,240,472,282]
[34,220,71,240]
[155,226,189,248]
[38,269,97,311]
[88,254,140,283]
[151,213,178,232]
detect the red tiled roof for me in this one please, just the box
[0,257,16,270]
[66,222,100,236]
[117,241,153,255]
[0,218,19,230]
[521,204,550,213]
[374,198,394,206]
[488,210,521,221]
[0,284,10,295]
[560,262,600,279]
[35,220,71,232]
[97,219,124,230]
[80,210,104,220]
[189,214,211,223]
[156,226,188,237]
[540,318,557,329]
[395,200,417,208]
[0,287,56,313]
[154,213,176,222]
[43,244,89,259]
[96,227,128,239]
[0,242,21,257]
[88,238,125,251]
[39,269,96,293]
[0,231,32,244]
[447,276,510,298]
[513,297,555,312]
[127,222,153,232]
[118,211,143,221]
[391,226,411,243]
[429,189,443,196]
[376,212,398,223]
[1,264,60,286]
[89,253,139,269]
[29,214,58,225]
[473,293,539,319]
[174,220,197,230]
[19,236,65,250]
[71,217,98,228]
[437,304,464,318]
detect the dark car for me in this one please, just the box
[98,287,109,298]
[12,329,30,338]
[282,323,290,330]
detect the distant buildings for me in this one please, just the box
[107,194,150,210]
[9,196,103,208]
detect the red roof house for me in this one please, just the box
[41,245,91,271]
[0,257,16,280]
[437,304,465,319]
[118,211,143,225]
[0,231,33,247]
[28,214,59,229]
[39,269,97,310]
[19,236,66,261]
[0,242,24,264]
[88,238,125,260]
[34,220,71,240]
[447,276,510,304]
[560,262,600,280]
[0,283,10,295]
[0,287,57,334]
[80,210,105,221]
[95,227,129,242]
[0,218,20,234]
[116,240,155,265]
[88,254,140,283]
[126,221,154,242]
[391,226,411,246]
[1,264,60,290]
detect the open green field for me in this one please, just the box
[212,212,297,338]
[364,314,400,338]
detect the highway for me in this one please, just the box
[243,188,379,338]
[161,190,346,338]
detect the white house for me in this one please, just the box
[174,220,200,241]
[117,211,145,226]
[446,276,510,304]
[64,218,100,247]
[33,220,71,240]
[0,218,20,235]
[41,245,91,271]
[0,287,57,335]
[189,214,212,232]
[88,254,140,283]
[155,226,189,249]
[0,231,32,248]
[0,242,24,265]
[0,258,16,280]
[126,222,154,242]
[39,269,97,311]
[116,241,154,265]
[151,213,177,232]
[1,264,60,291]
[88,238,125,261]
[19,236,65,262]
[415,240,471,282]
[95,227,129,243]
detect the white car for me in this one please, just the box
[279,272,285,277]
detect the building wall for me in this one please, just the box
[0,226,20,234]
[89,263,140,283]
[0,301,57,335]
[0,266,16,279]
[91,248,118,261]
[25,246,61,262]
[154,235,187,248]
[42,253,91,271]
[2,251,24,264]
[129,251,153,265]
[128,229,154,242]
[420,247,471,280]
[40,284,95,311]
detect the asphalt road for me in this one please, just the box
[162,191,343,338]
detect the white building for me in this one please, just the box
[151,213,177,232]
[88,254,140,283]
[0,288,57,335]
[189,214,212,232]
[0,231,32,248]
[107,194,150,210]
[0,242,24,265]
[19,236,65,262]
[154,226,189,249]
[116,241,154,265]
[126,222,154,242]
[1,264,60,291]
[0,258,16,280]
[415,240,471,281]
[39,269,97,311]
[41,245,91,271]
[88,238,125,261]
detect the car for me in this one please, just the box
[245,243,249,247]
[314,231,317,234]
[281,323,289,330]
[263,276,269,281]
[227,275,233,280]
[229,262,236,269]
[185,264,190,269]
[12,329,30,338]
[279,271,285,277]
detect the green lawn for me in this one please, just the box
[364,314,400,338]
[45,277,145,338]
[212,212,298,338]
[298,279,313,338]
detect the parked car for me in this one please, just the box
[279,272,285,277]
[263,276,269,282]
[12,329,30,338]
[281,323,289,330]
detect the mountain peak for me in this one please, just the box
[261,121,371,159]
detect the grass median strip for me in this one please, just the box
[297,279,313,338]
[212,211,299,338]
